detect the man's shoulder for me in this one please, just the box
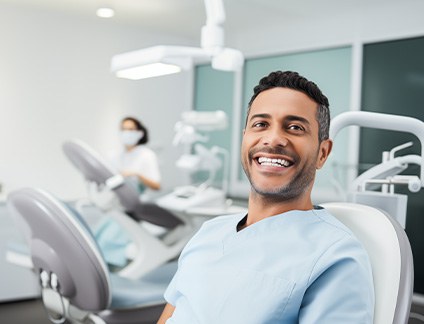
[312,207,355,237]
[311,208,371,262]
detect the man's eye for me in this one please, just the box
[288,124,304,131]
[252,122,267,128]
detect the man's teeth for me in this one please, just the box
[258,157,290,167]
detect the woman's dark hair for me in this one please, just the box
[247,71,330,142]
[121,116,149,145]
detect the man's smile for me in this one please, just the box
[249,147,298,173]
[257,156,293,167]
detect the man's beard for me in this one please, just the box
[242,146,317,203]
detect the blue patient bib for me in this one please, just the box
[93,217,131,267]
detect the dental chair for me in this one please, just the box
[7,187,176,324]
[327,111,424,324]
[63,138,245,280]
[9,188,413,324]
[63,139,197,279]
[322,202,413,324]
[330,111,424,229]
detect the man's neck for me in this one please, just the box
[245,191,313,228]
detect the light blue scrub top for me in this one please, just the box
[164,207,374,324]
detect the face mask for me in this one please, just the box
[120,130,144,146]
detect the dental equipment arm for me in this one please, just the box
[330,111,424,188]
[351,154,422,192]
[157,110,235,214]
[330,111,424,228]
[173,111,227,146]
[172,110,229,193]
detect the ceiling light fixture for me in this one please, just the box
[96,7,115,18]
[110,0,244,80]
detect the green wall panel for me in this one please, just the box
[361,36,424,294]
[193,65,234,186]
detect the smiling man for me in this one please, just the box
[158,71,374,324]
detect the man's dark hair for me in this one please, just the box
[247,71,330,142]
[121,116,149,145]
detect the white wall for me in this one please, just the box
[227,1,424,57]
[0,4,197,200]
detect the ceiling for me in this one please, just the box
[0,0,416,40]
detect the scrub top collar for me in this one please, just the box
[236,205,324,232]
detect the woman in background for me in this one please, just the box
[95,116,162,268]
[111,116,161,194]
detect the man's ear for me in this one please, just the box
[316,139,333,169]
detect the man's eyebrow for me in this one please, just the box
[285,115,311,126]
[248,113,271,122]
[249,113,311,125]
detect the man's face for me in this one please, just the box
[241,87,332,201]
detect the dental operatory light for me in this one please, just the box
[110,0,244,80]
[116,62,182,80]
[96,7,115,18]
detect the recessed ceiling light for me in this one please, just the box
[96,7,115,18]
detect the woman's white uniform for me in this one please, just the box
[109,145,161,194]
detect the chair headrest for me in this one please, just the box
[7,187,111,311]
[63,139,116,185]
[63,139,182,229]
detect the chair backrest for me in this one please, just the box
[62,138,182,228]
[7,187,111,311]
[321,202,414,324]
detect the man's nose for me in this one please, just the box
[262,128,288,147]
